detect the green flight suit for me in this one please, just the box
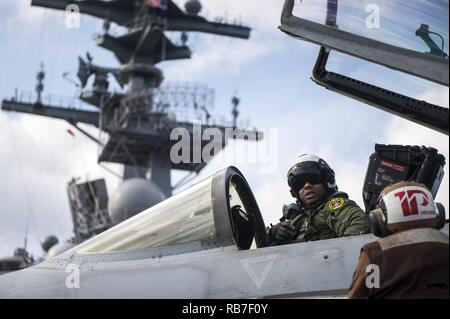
[294,191,370,242]
[269,191,370,244]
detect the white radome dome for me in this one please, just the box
[46,242,76,259]
[109,178,166,225]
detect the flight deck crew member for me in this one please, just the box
[348,181,449,299]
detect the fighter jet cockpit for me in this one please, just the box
[0,158,447,298]
[69,167,267,259]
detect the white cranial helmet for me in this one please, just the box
[369,181,446,237]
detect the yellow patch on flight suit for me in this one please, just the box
[327,198,345,212]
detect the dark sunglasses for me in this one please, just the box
[292,174,323,191]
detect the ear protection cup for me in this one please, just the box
[435,203,447,230]
[369,208,391,238]
[369,210,382,237]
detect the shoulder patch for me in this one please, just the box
[327,198,345,212]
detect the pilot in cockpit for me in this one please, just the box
[268,154,370,245]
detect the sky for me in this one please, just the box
[0,0,448,259]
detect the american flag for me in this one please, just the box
[145,0,168,10]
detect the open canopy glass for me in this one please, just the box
[281,0,449,86]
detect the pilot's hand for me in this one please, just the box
[282,203,301,221]
[271,221,297,241]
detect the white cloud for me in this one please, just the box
[16,0,49,25]
[163,33,278,79]
[2,0,59,36]
[164,0,289,80]
[0,112,122,257]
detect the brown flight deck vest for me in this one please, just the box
[358,228,449,299]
